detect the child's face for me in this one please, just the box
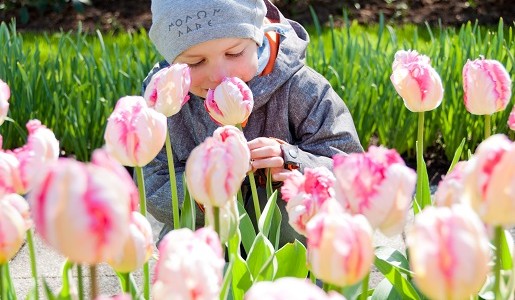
[174,38,259,98]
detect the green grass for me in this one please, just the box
[0,18,513,162]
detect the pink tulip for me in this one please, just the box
[108,211,153,273]
[0,151,23,196]
[508,107,515,130]
[245,277,347,300]
[281,167,336,235]
[0,194,29,263]
[434,161,468,207]
[390,50,444,112]
[152,227,224,300]
[205,77,254,126]
[0,79,10,126]
[2,193,32,231]
[306,211,374,287]
[406,204,490,300]
[463,58,512,115]
[91,148,139,212]
[143,63,191,117]
[11,119,60,194]
[333,146,416,236]
[462,134,515,226]
[28,158,132,264]
[185,126,250,207]
[95,294,131,300]
[104,96,167,167]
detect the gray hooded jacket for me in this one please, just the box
[142,1,363,240]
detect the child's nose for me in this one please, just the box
[208,64,229,85]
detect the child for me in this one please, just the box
[143,0,363,244]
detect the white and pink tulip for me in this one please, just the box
[508,107,515,130]
[332,146,416,236]
[245,277,347,300]
[406,204,490,300]
[281,167,337,236]
[462,134,515,226]
[0,79,10,126]
[104,96,167,167]
[28,158,132,264]
[390,50,444,112]
[205,77,254,127]
[152,227,224,300]
[462,58,512,115]
[434,161,468,207]
[0,193,30,263]
[185,125,250,207]
[143,63,191,117]
[306,211,374,287]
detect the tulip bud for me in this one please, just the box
[463,58,512,115]
[185,126,250,207]
[306,211,374,287]
[108,211,153,273]
[205,198,239,244]
[0,79,10,126]
[28,158,132,264]
[205,77,254,126]
[143,63,191,117]
[462,134,515,226]
[245,277,347,300]
[152,227,224,300]
[0,194,28,263]
[333,146,416,236]
[406,204,490,300]
[390,50,444,112]
[104,96,167,167]
[0,151,23,196]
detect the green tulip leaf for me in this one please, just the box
[258,190,278,238]
[374,246,421,300]
[246,233,277,282]
[237,201,256,255]
[371,278,403,300]
[274,240,308,280]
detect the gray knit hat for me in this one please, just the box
[149,0,267,64]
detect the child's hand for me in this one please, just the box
[247,137,291,182]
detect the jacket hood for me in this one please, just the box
[248,0,310,110]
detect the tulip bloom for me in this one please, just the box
[406,205,490,300]
[390,50,444,112]
[434,161,468,207]
[108,211,153,273]
[28,158,132,264]
[185,125,250,207]
[333,146,416,236]
[0,79,9,126]
[463,58,512,115]
[245,277,346,300]
[104,96,167,167]
[143,63,191,117]
[152,227,224,300]
[12,119,60,194]
[462,134,515,226]
[205,77,254,126]
[509,107,515,130]
[306,211,374,287]
[0,193,30,263]
[0,151,23,196]
[281,167,336,235]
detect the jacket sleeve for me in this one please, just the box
[284,67,363,172]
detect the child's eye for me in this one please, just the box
[188,60,205,68]
[226,50,245,58]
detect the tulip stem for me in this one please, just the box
[416,111,425,209]
[484,114,491,139]
[360,272,370,300]
[493,226,503,299]
[77,264,84,300]
[0,264,5,300]
[213,206,221,238]
[134,166,150,300]
[90,265,98,299]
[248,171,261,222]
[165,131,181,230]
[26,228,39,299]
